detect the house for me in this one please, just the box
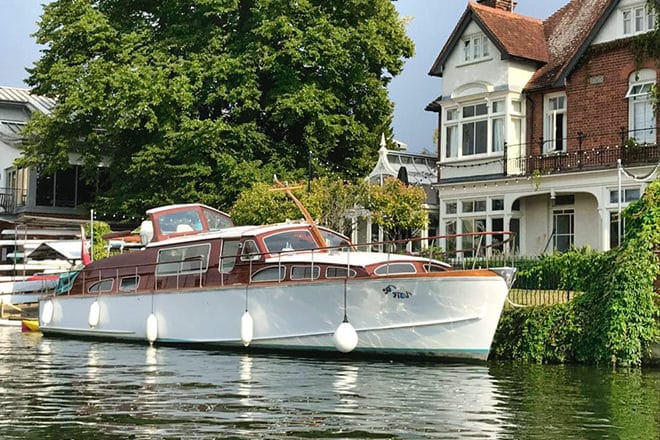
[0,86,106,275]
[426,0,659,257]
[0,86,109,221]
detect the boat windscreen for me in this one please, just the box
[263,230,318,253]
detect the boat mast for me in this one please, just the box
[272,176,327,248]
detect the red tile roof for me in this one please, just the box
[429,2,547,76]
[526,0,614,90]
[429,0,619,92]
[471,2,548,64]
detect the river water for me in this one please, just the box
[0,326,658,439]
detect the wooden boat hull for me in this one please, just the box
[38,271,509,361]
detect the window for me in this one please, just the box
[627,70,656,144]
[326,267,357,278]
[424,264,449,272]
[463,34,489,62]
[444,99,512,159]
[491,218,505,253]
[544,94,567,153]
[119,276,139,292]
[623,4,656,35]
[263,230,317,253]
[291,265,320,280]
[461,218,486,257]
[462,103,488,155]
[203,209,233,230]
[156,244,210,276]
[158,209,203,234]
[509,218,520,254]
[492,199,504,211]
[251,266,285,282]
[320,230,351,248]
[88,279,113,293]
[36,165,109,209]
[446,202,457,214]
[220,240,240,273]
[240,240,261,261]
[445,220,457,254]
[610,212,627,248]
[553,209,574,252]
[462,199,486,213]
[374,263,416,275]
[609,188,641,204]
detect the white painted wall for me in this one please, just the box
[593,0,651,44]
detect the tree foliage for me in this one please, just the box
[19,0,414,216]
[366,177,427,242]
[230,176,426,243]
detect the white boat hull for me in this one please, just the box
[39,274,509,360]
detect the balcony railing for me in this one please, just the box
[0,188,27,214]
[506,127,659,177]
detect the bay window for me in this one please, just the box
[443,99,509,159]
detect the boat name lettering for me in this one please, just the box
[382,285,413,299]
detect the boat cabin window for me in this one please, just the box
[156,243,210,276]
[424,263,450,272]
[374,263,417,276]
[88,279,114,293]
[326,266,357,278]
[240,240,261,261]
[251,266,285,282]
[220,240,240,273]
[291,265,320,280]
[204,208,233,230]
[119,276,140,292]
[157,209,204,234]
[321,230,351,248]
[263,230,317,253]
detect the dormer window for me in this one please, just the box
[463,34,489,62]
[622,4,656,35]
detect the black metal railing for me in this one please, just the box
[503,126,659,177]
[0,188,27,214]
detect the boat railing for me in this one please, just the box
[58,230,516,295]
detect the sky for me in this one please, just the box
[0,0,567,153]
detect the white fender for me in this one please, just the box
[333,321,358,353]
[88,301,100,328]
[240,311,254,347]
[146,313,158,343]
[41,300,54,325]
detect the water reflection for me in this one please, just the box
[0,326,658,439]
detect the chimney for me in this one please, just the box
[476,0,517,11]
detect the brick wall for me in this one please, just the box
[526,44,659,156]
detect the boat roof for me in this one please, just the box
[146,222,340,248]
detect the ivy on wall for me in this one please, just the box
[492,180,660,366]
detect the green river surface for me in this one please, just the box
[0,326,658,439]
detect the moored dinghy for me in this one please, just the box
[38,200,516,361]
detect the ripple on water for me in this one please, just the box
[1,328,659,439]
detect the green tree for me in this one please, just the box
[365,177,426,243]
[229,177,368,236]
[19,0,414,216]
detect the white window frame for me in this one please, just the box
[553,208,574,252]
[462,33,490,63]
[543,93,567,154]
[626,69,656,144]
[443,99,509,159]
[622,4,656,35]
